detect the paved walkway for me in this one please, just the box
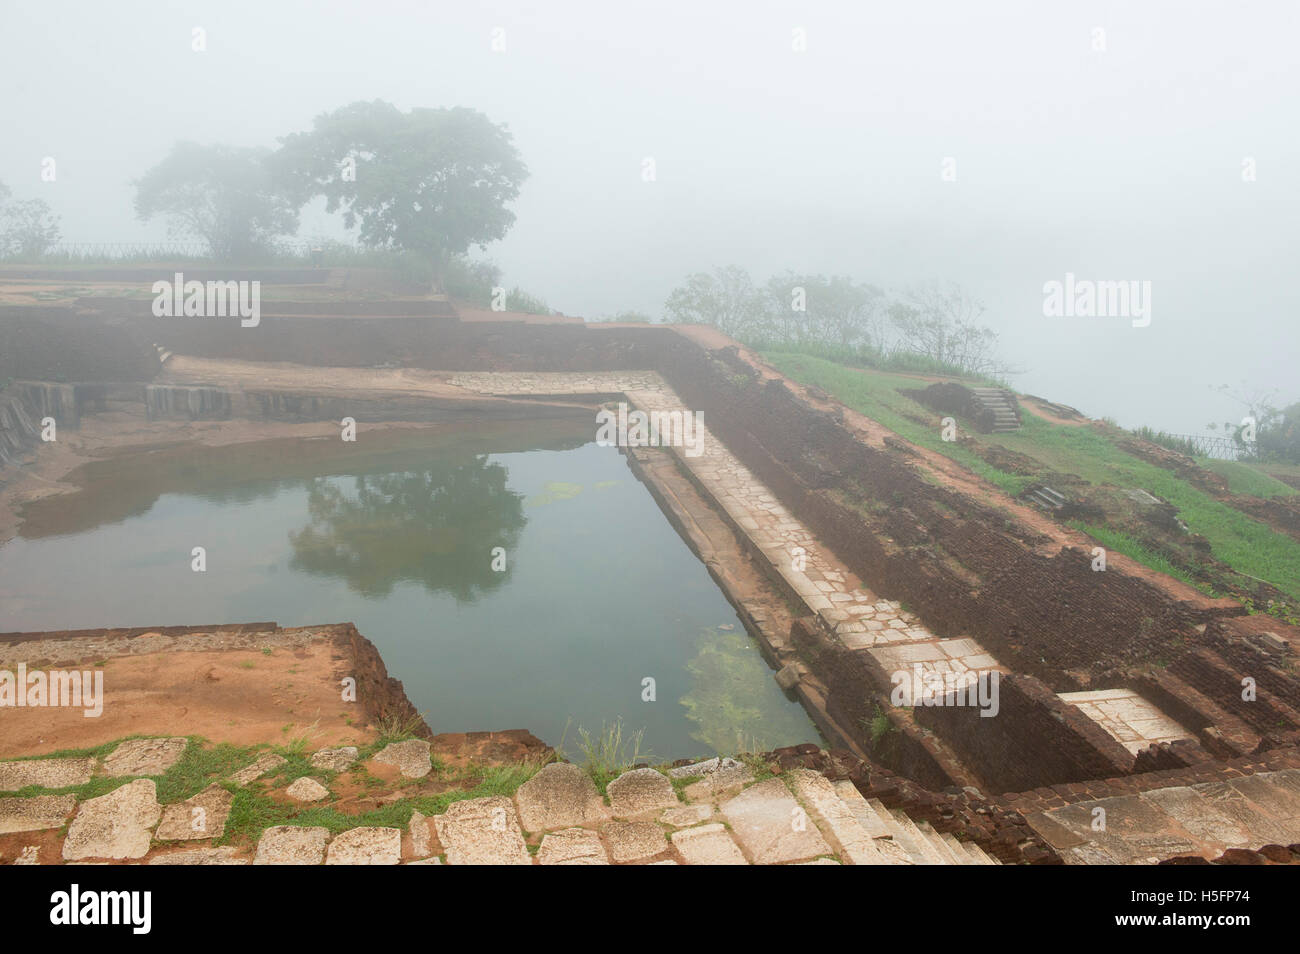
[1057,689,1195,755]
[0,743,997,865]
[1027,768,1300,864]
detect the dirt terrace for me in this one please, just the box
[0,623,414,759]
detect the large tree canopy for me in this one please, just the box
[0,181,61,258]
[274,100,528,276]
[664,268,1010,377]
[133,143,299,260]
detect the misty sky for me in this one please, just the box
[3,1,1297,433]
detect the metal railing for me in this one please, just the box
[1158,433,1257,461]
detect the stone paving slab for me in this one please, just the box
[0,757,94,791]
[670,823,748,865]
[310,747,359,772]
[285,777,330,802]
[154,784,232,841]
[1058,689,1193,756]
[254,826,329,865]
[602,820,671,863]
[409,809,432,858]
[63,779,161,860]
[721,777,832,864]
[537,827,609,865]
[668,756,743,778]
[0,794,77,833]
[1187,781,1298,847]
[372,740,432,779]
[1139,786,1252,851]
[434,796,531,865]
[514,762,608,831]
[606,768,679,817]
[102,738,188,777]
[1044,795,1200,864]
[1227,773,1300,821]
[228,753,285,786]
[661,804,712,828]
[326,827,402,865]
[148,846,247,865]
[683,763,754,803]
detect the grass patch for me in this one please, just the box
[763,352,1031,494]
[768,352,1300,602]
[561,718,651,792]
[1199,459,1300,498]
[1066,522,1198,586]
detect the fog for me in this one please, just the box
[4,0,1296,432]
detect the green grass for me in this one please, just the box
[219,757,547,843]
[766,352,1300,602]
[763,352,1032,495]
[752,339,1008,384]
[1066,522,1199,586]
[1199,460,1300,498]
[567,718,650,792]
[4,732,550,847]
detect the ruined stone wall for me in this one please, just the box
[9,302,1300,788]
[912,674,1135,794]
[0,307,160,383]
[132,312,664,372]
[650,342,1300,744]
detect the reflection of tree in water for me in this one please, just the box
[288,456,525,602]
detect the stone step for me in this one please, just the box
[832,781,912,864]
[787,770,889,865]
[959,838,999,866]
[940,832,976,865]
[917,821,968,865]
[885,806,953,865]
[863,797,941,865]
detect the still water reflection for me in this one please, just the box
[0,426,821,759]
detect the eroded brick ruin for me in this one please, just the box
[3,273,1299,865]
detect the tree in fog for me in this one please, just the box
[889,280,1005,376]
[0,181,61,258]
[664,265,770,338]
[274,100,528,284]
[764,272,887,350]
[133,143,300,260]
[665,268,1010,377]
[288,455,527,602]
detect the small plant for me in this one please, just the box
[572,718,650,789]
[867,706,893,747]
[375,709,426,744]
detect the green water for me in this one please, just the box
[0,427,820,759]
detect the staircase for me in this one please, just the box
[790,770,1000,865]
[1026,484,1066,511]
[970,387,1021,433]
